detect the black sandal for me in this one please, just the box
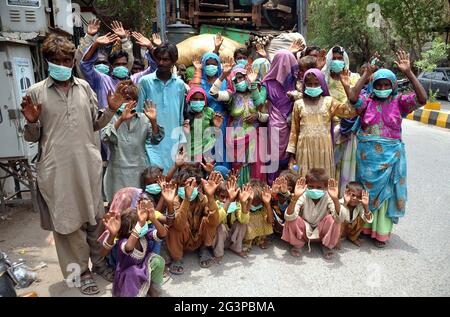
[79,273,100,296]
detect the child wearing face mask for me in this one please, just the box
[213,177,251,260]
[282,168,343,259]
[210,58,268,186]
[287,69,357,179]
[102,81,164,203]
[347,51,427,248]
[242,179,274,252]
[183,87,224,163]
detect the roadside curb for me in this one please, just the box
[406,108,450,129]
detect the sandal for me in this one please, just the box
[321,246,335,260]
[92,265,115,282]
[79,273,100,296]
[199,248,214,268]
[169,260,184,275]
[374,240,387,248]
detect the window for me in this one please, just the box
[435,72,447,81]
[422,72,433,79]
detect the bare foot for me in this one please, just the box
[290,247,301,257]
[214,256,223,263]
[230,249,248,258]
[350,238,362,247]
[335,241,342,250]
[321,246,334,260]
[374,240,387,248]
[148,285,160,297]
[259,240,269,249]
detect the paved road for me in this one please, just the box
[440,99,450,112]
[1,120,449,297]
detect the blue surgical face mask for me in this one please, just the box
[117,103,127,114]
[48,61,73,81]
[236,59,248,67]
[235,80,248,92]
[190,100,205,113]
[305,189,325,200]
[250,204,263,212]
[178,187,199,201]
[304,86,323,98]
[373,88,393,99]
[145,183,162,195]
[95,63,110,75]
[330,60,345,73]
[205,65,218,77]
[139,223,149,238]
[112,66,129,79]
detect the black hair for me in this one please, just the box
[140,166,164,189]
[133,59,145,68]
[279,170,299,191]
[176,164,203,185]
[305,46,321,56]
[153,43,178,62]
[234,47,249,60]
[346,181,364,193]
[332,46,345,56]
[108,50,129,65]
[117,208,139,239]
[305,168,329,186]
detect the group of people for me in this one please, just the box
[20,19,427,297]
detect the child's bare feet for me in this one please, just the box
[350,238,362,247]
[148,285,160,297]
[290,247,301,257]
[321,246,335,260]
[258,240,270,249]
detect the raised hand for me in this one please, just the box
[132,31,153,50]
[95,32,119,46]
[184,178,197,201]
[107,81,128,111]
[102,212,121,237]
[111,20,127,39]
[87,19,101,36]
[239,184,253,204]
[289,38,306,54]
[394,50,411,74]
[360,190,370,208]
[156,175,167,188]
[214,32,224,51]
[175,147,186,167]
[244,113,259,124]
[261,186,272,205]
[221,56,233,76]
[247,68,258,83]
[161,182,177,204]
[294,177,307,198]
[213,112,224,128]
[256,43,267,58]
[137,200,150,225]
[201,171,222,197]
[120,101,137,121]
[229,168,239,182]
[141,199,156,221]
[200,161,215,174]
[144,100,157,122]
[340,68,350,87]
[192,54,202,70]
[327,178,339,200]
[226,177,240,202]
[152,33,162,47]
[272,177,282,195]
[20,95,41,123]
[280,177,289,194]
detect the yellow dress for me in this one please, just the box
[287,96,357,178]
[244,207,273,242]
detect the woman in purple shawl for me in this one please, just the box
[263,50,299,183]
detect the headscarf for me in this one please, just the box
[97,187,147,244]
[322,46,350,83]
[368,68,398,97]
[186,86,208,105]
[252,58,271,81]
[201,52,223,82]
[214,165,230,180]
[302,68,330,97]
[263,49,298,91]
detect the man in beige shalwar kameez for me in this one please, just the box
[21,34,125,295]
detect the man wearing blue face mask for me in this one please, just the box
[21,34,126,296]
[81,27,158,110]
